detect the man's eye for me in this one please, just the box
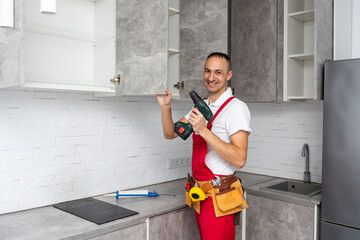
[216,71,222,74]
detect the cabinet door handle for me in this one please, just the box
[173,81,184,89]
[110,75,121,85]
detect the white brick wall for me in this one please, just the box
[0,89,324,214]
[0,89,192,214]
[244,102,323,183]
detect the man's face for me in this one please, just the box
[203,56,232,94]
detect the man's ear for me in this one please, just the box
[227,70,232,81]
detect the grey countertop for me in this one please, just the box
[0,172,321,240]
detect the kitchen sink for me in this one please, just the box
[262,180,322,197]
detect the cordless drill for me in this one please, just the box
[174,91,213,140]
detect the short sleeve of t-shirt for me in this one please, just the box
[225,100,252,136]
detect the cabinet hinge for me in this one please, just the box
[173,81,184,90]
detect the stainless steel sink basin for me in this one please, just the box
[263,180,322,197]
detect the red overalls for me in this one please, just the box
[192,96,235,240]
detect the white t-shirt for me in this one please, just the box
[185,88,252,175]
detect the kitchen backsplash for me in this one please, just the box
[0,89,323,214]
[245,102,323,183]
[0,89,192,214]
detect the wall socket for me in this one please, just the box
[168,157,191,169]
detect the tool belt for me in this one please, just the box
[185,173,249,217]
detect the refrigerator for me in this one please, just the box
[321,58,360,239]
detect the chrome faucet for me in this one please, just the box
[301,143,311,183]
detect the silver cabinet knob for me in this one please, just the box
[110,75,121,85]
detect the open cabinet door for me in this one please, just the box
[115,0,168,96]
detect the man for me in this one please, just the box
[157,52,251,239]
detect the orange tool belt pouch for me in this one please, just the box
[185,174,248,217]
[212,177,248,217]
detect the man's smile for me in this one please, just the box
[206,80,218,86]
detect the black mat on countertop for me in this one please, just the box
[53,197,138,225]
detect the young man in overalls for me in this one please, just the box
[157,52,251,239]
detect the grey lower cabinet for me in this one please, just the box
[149,207,200,240]
[89,195,317,240]
[246,194,315,240]
[230,0,283,102]
[91,207,199,240]
[89,223,147,240]
[149,207,245,240]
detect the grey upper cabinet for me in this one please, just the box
[0,0,181,96]
[230,0,283,102]
[115,0,168,96]
[115,0,182,97]
[179,0,228,99]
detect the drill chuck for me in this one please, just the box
[189,90,213,121]
[189,90,202,105]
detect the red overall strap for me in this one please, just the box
[192,96,235,181]
[207,96,235,129]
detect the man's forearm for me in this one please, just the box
[161,106,178,139]
[198,128,248,169]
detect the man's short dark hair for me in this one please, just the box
[206,52,231,71]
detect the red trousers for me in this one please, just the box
[195,197,235,240]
